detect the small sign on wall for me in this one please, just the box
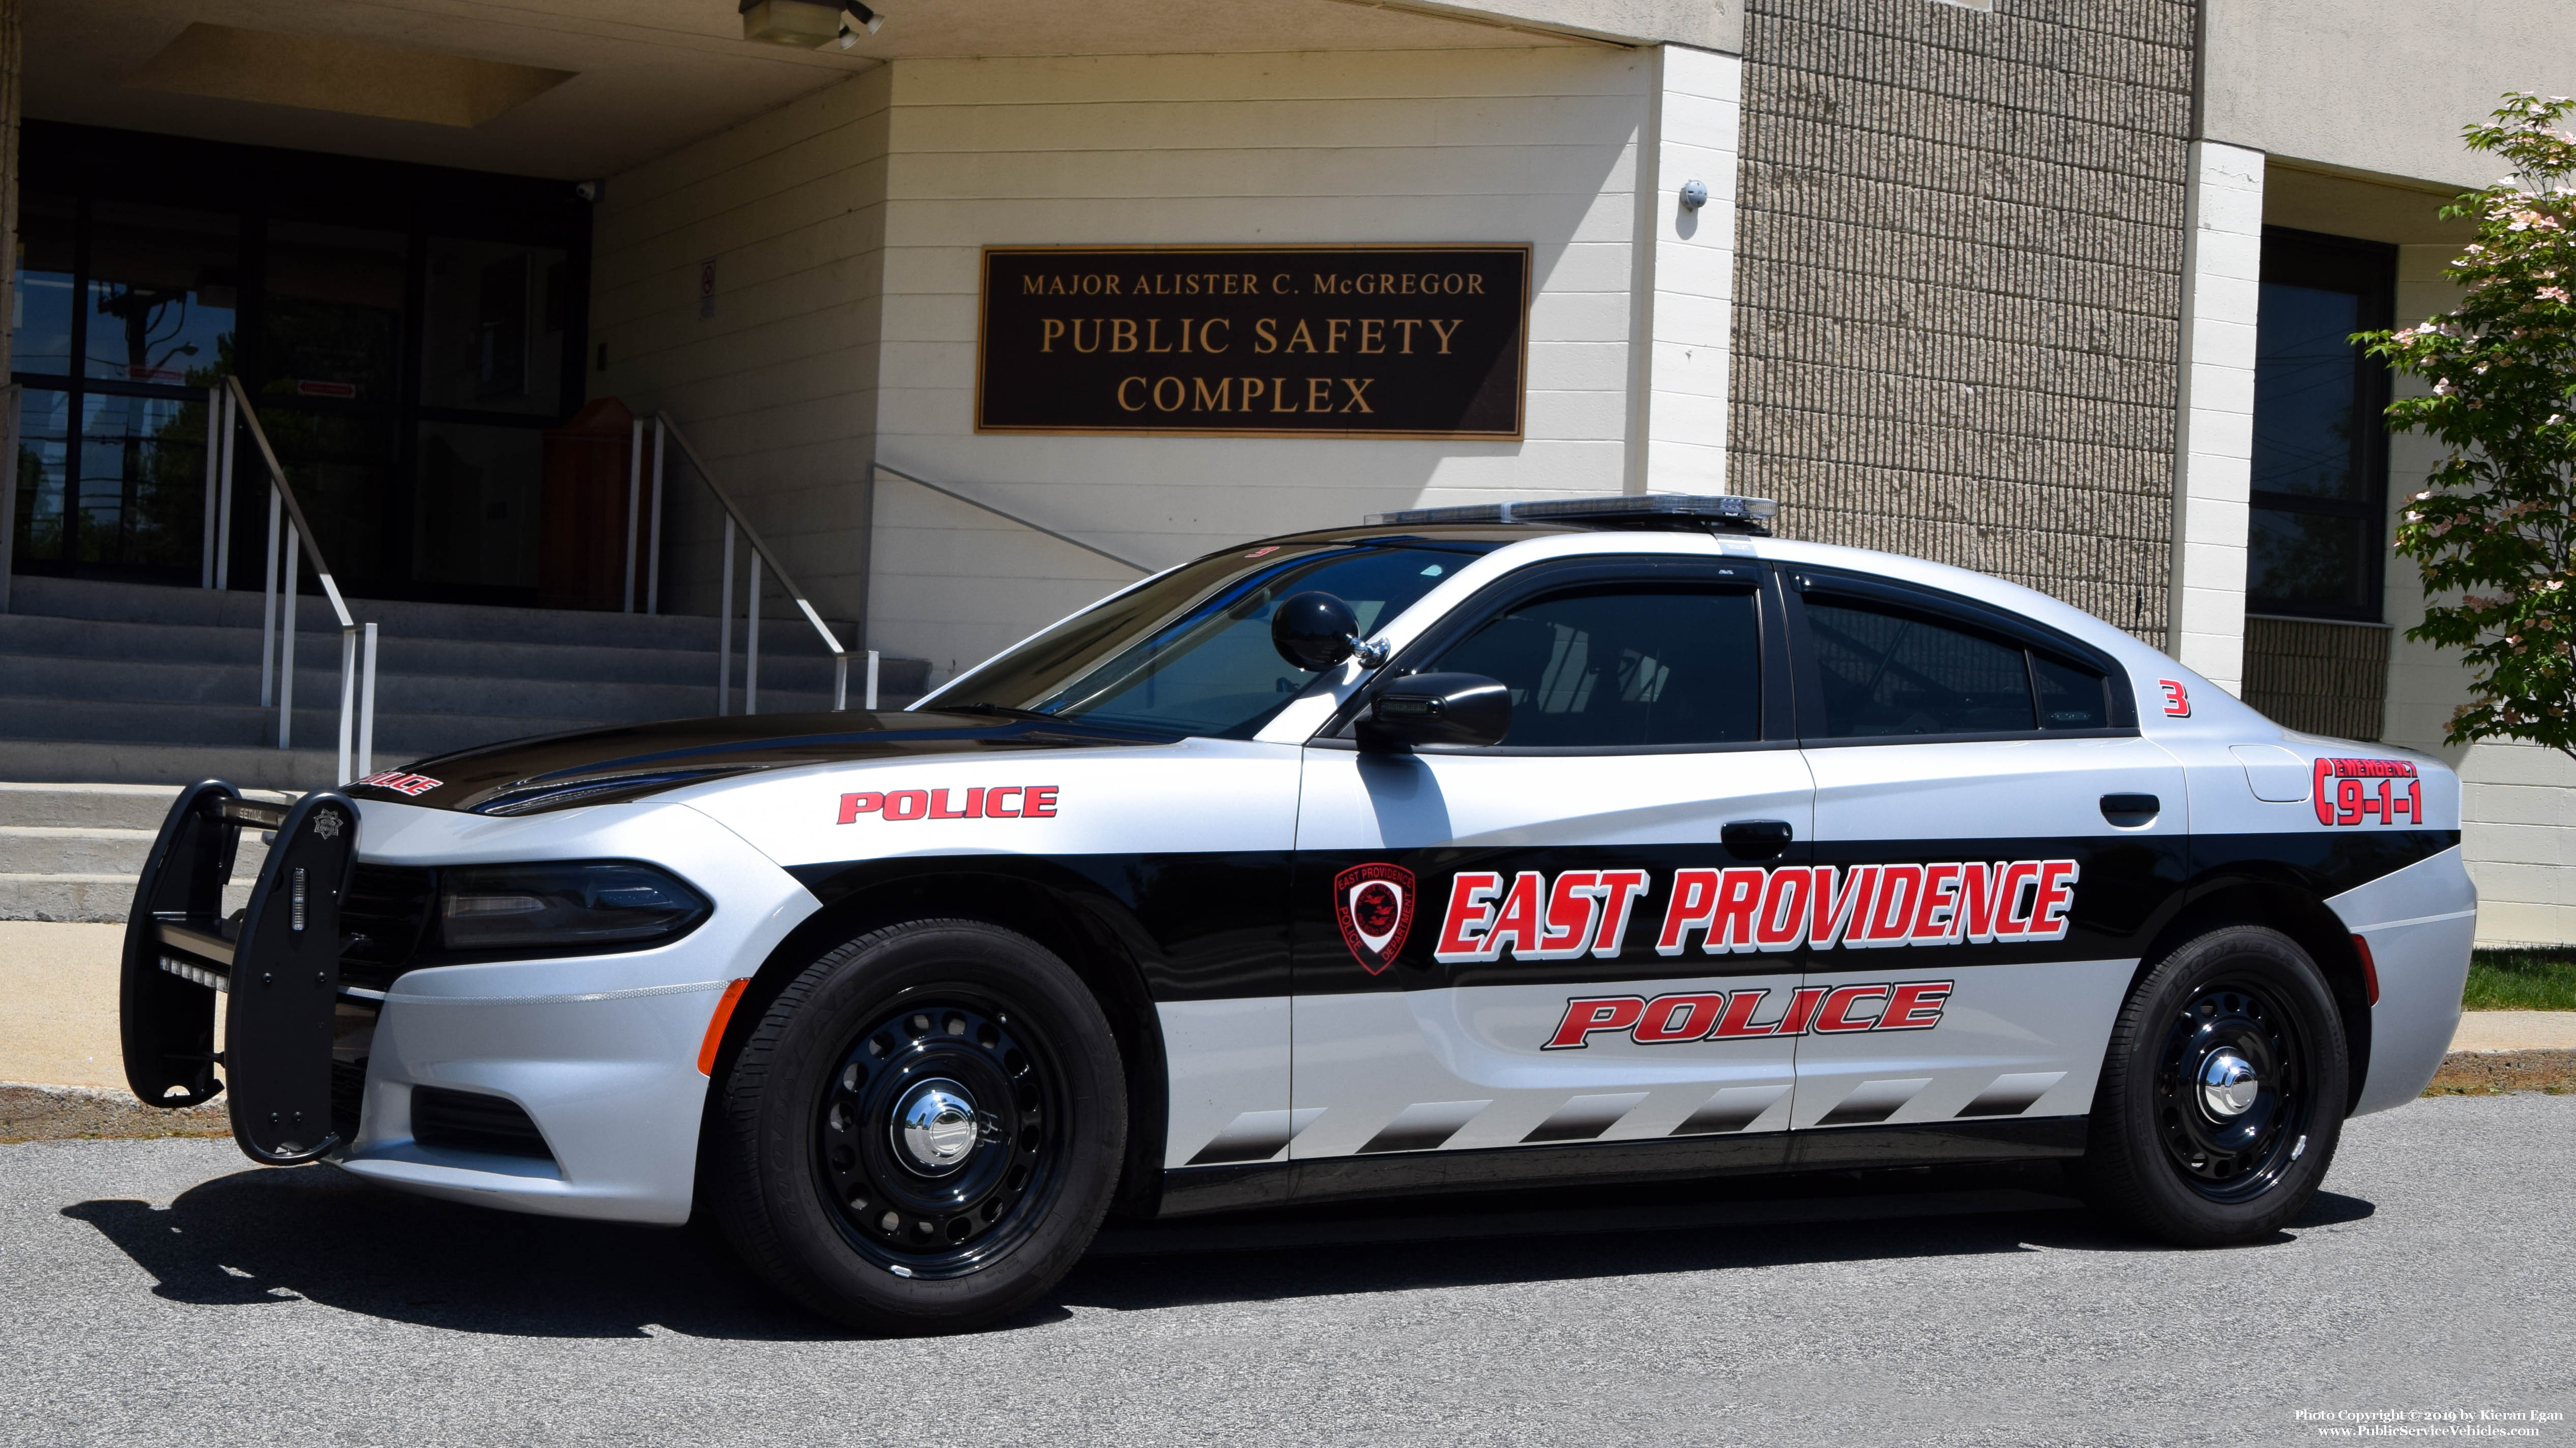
[976,244,1531,439]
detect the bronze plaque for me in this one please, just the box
[975,244,1531,439]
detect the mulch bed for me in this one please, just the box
[0,1083,230,1144]
[2424,1049,2576,1096]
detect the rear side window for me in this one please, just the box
[1807,599,2030,736]
[1432,584,1761,748]
[2032,652,2112,730]
[1804,595,2113,739]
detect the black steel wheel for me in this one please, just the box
[2151,976,2313,1203]
[815,998,1064,1278]
[2082,924,2349,1246]
[709,918,1124,1333]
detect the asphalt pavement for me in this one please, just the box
[4,1095,2570,1447]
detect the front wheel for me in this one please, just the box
[2080,924,2349,1246]
[709,919,1126,1333]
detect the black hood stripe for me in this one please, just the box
[348,710,1171,814]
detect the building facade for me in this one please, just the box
[1,0,2568,943]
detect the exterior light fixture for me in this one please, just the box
[739,0,880,48]
[1678,178,1708,210]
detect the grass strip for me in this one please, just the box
[2462,947,2576,1011]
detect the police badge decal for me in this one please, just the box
[1334,862,1416,974]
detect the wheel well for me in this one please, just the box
[2132,880,2374,1113]
[696,870,1171,1222]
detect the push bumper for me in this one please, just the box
[122,785,823,1224]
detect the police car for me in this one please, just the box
[121,494,2476,1333]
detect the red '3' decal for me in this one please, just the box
[2157,679,2191,717]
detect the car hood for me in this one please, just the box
[344,710,1172,816]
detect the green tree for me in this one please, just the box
[2361,93,2576,762]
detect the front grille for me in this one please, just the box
[411,1086,555,1161]
[340,863,435,992]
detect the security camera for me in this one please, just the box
[573,179,603,203]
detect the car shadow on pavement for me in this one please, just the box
[60,1160,2378,1341]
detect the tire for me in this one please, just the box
[709,918,1126,1333]
[2079,923,2349,1247]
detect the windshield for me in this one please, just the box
[929,535,1503,738]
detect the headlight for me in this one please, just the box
[437,861,710,953]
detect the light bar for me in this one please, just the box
[1367,493,1779,533]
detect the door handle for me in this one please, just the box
[1721,819,1794,861]
[2100,793,2160,828]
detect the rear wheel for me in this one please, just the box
[2081,924,2348,1246]
[710,919,1125,1332]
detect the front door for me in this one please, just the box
[1289,559,1815,1178]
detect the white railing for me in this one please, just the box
[222,376,380,781]
[653,413,869,714]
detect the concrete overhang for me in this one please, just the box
[23,0,1716,181]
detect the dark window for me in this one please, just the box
[2031,652,2111,731]
[1432,585,1762,748]
[947,537,1502,740]
[2247,228,2395,620]
[8,122,591,602]
[1802,595,2116,740]
[1807,598,2033,737]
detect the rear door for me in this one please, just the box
[1782,570,2188,1150]
[1287,557,1815,1177]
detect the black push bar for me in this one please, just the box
[120,779,359,1164]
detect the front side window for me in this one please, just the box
[932,535,1503,739]
[2247,228,2395,620]
[1430,584,1762,748]
[1805,595,2110,739]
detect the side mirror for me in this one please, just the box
[1272,591,1363,671]
[1359,672,1512,751]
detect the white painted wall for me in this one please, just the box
[2380,245,2576,947]
[590,66,892,627]
[2167,140,2263,697]
[1626,44,1739,493]
[866,48,1653,680]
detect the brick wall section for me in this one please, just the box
[2242,616,2391,740]
[1728,0,2193,639]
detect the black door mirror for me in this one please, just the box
[1272,591,1364,671]
[1360,672,1512,750]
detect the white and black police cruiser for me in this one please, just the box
[122,494,2476,1333]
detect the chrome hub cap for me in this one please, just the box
[2198,1049,2260,1119]
[894,1078,980,1175]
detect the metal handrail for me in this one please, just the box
[224,376,379,782]
[654,412,857,714]
[869,460,1152,574]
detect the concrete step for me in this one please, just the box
[0,613,857,690]
[0,650,838,719]
[7,574,873,656]
[0,823,270,877]
[0,696,619,755]
[0,781,293,922]
[0,743,350,791]
[0,782,224,830]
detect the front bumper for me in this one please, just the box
[126,789,820,1226]
[329,798,821,1224]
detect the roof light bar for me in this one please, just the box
[1367,493,1780,534]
